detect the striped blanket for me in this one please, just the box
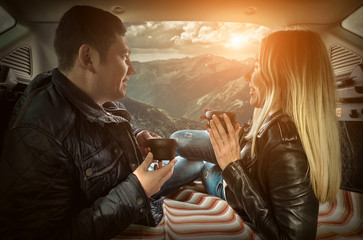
[114,183,363,240]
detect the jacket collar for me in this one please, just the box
[256,110,286,138]
[51,68,128,126]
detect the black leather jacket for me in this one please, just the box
[223,112,319,240]
[0,69,163,240]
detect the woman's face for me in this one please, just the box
[248,62,267,108]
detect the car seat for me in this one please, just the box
[0,65,26,154]
[337,63,363,193]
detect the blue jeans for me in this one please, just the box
[167,130,225,200]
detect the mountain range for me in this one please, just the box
[122,54,255,136]
[119,97,204,138]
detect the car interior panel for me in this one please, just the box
[0,0,362,239]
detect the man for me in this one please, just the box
[0,5,203,239]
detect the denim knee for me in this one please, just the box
[170,130,184,139]
[170,130,217,163]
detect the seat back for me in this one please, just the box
[0,65,26,154]
[337,64,363,193]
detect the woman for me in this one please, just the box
[171,29,341,239]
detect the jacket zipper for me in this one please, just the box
[124,125,150,226]
[126,128,142,168]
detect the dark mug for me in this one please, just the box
[205,111,237,132]
[147,138,178,160]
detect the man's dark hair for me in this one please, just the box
[54,5,126,71]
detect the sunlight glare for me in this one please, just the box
[228,35,249,49]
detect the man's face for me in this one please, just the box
[96,34,135,102]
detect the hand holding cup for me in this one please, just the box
[205,110,237,132]
[147,138,178,160]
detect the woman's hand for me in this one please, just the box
[207,113,241,170]
[200,108,214,128]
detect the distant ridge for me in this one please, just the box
[127,54,254,124]
[119,97,204,138]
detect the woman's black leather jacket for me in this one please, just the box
[222,112,319,240]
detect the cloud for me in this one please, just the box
[124,21,271,61]
[126,21,185,49]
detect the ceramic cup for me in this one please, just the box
[147,138,178,160]
[205,110,237,131]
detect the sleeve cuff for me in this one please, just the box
[221,160,244,186]
[113,173,151,219]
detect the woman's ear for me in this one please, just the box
[78,44,97,73]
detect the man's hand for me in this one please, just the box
[136,130,161,157]
[133,152,177,198]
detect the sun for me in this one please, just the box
[228,35,249,49]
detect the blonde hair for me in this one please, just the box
[246,29,341,203]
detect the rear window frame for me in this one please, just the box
[0,6,16,35]
[341,6,363,38]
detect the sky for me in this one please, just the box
[124,21,271,62]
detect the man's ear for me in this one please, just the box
[78,44,97,73]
